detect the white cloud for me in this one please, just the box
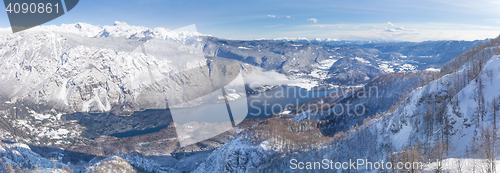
[383,23,413,32]
[307,18,318,24]
[285,22,500,41]
[384,28,396,32]
[267,15,276,18]
[286,16,291,18]
[243,68,297,89]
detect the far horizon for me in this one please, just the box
[0,21,496,43]
[2,0,500,42]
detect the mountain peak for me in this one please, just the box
[10,22,206,43]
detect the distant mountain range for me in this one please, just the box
[0,22,495,172]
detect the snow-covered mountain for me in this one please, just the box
[0,21,249,118]
[268,37,397,45]
[193,36,500,172]
[202,36,485,89]
[0,22,497,172]
[0,22,485,118]
[24,21,203,43]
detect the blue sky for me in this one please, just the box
[1,0,500,41]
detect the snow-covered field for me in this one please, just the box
[425,158,500,173]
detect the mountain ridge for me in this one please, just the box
[0,22,496,172]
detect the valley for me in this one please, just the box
[0,22,497,172]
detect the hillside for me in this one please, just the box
[192,36,500,172]
[0,22,495,172]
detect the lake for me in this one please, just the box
[63,86,336,138]
[111,86,336,137]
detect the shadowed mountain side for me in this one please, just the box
[61,109,174,139]
[60,86,334,142]
[60,118,265,158]
[279,71,435,136]
[27,143,98,165]
[320,72,434,136]
[64,125,179,157]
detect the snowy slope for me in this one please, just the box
[0,141,68,169]
[0,22,251,118]
[190,40,500,172]
[385,54,500,153]
[194,135,276,173]
[0,22,495,172]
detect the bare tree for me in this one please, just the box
[424,105,434,148]
[486,69,494,85]
[442,111,456,155]
[473,75,486,127]
[474,125,500,173]
[393,142,425,173]
[2,162,16,173]
[490,96,500,172]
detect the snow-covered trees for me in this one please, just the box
[473,125,499,173]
